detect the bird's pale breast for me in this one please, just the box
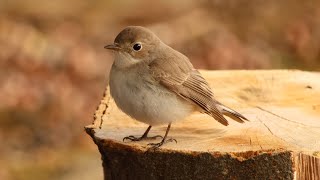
[109,64,194,125]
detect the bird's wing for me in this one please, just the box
[149,51,229,126]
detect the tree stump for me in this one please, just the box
[85,70,320,180]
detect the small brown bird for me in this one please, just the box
[105,26,248,149]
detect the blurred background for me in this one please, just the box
[1,0,320,179]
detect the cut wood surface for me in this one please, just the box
[86,70,320,180]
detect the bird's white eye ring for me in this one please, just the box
[132,43,142,51]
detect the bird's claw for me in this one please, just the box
[123,135,163,142]
[147,138,177,151]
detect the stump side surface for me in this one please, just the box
[97,140,294,180]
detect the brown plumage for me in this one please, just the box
[149,44,248,126]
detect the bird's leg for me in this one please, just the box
[123,125,163,142]
[147,123,177,150]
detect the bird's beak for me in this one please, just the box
[104,43,121,51]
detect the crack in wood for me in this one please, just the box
[254,134,263,150]
[90,86,111,129]
[256,115,298,148]
[262,121,274,135]
[255,106,320,128]
[99,87,111,129]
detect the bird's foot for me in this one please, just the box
[123,135,163,142]
[147,138,177,151]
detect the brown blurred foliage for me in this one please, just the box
[0,0,319,179]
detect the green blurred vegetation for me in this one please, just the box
[0,0,319,179]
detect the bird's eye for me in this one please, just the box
[133,43,142,51]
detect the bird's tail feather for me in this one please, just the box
[216,104,248,123]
